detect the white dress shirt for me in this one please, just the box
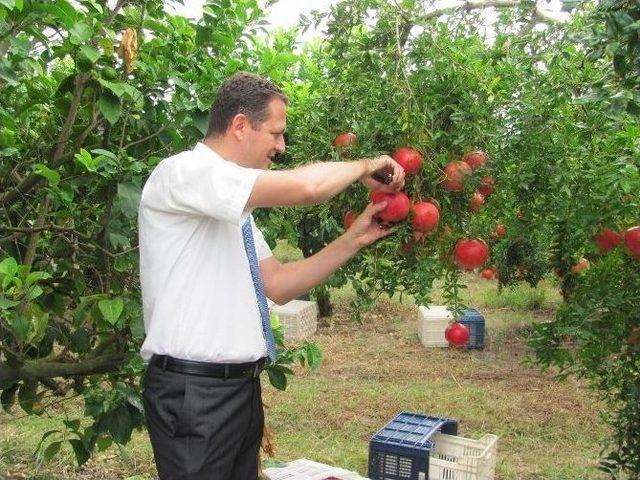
[138,142,273,363]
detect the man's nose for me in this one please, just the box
[276,136,286,154]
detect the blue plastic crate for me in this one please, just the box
[368,412,458,480]
[460,308,485,349]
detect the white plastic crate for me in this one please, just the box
[429,432,498,480]
[265,458,369,480]
[270,300,318,342]
[417,305,453,348]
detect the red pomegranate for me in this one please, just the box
[478,175,495,197]
[370,191,411,223]
[392,147,422,175]
[480,268,494,280]
[624,226,640,259]
[441,161,471,193]
[333,132,357,149]
[453,238,490,270]
[594,228,622,255]
[411,201,440,233]
[445,322,470,347]
[470,192,485,213]
[461,150,488,170]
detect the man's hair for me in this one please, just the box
[206,72,288,137]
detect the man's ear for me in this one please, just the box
[229,113,250,140]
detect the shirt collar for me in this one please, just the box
[193,142,225,162]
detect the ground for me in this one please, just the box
[1,275,609,480]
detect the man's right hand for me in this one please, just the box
[360,155,405,192]
[344,201,395,249]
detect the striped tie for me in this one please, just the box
[242,218,277,362]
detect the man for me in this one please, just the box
[138,71,405,480]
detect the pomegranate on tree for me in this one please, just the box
[594,228,622,255]
[370,191,411,223]
[333,131,357,149]
[461,150,488,170]
[470,192,485,212]
[392,147,422,175]
[453,238,490,270]
[440,161,471,192]
[571,257,590,274]
[624,226,640,259]
[480,268,494,280]
[478,175,495,197]
[445,322,470,347]
[411,201,440,233]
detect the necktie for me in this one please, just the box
[242,218,277,362]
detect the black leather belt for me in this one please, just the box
[150,355,266,379]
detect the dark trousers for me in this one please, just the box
[143,363,264,480]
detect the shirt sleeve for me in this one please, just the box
[251,217,273,261]
[142,152,262,225]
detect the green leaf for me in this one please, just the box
[117,182,141,219]
[69,22,93,45]
[98,78,131,98]
[267,367,287,391]
[43,441,62,462]
[106,404,133,444]
[11,314,30,343]
[1,383,19,411]
[304,342,322,370]
[96,436,112,451]
[26,271,51,287]
[98,91,121,125]
[0,296,19,309]
[191,110,209,136]
[79,45,101,64]
[69,439,90,465]
[74,148,99,172]
[33,164,61,187]
[31,0,78,28]
[17,380,37,413]
[98,298,124,326]
[0,257,18,277]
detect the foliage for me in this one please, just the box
[1,0,639,475]
[0,0,316,466]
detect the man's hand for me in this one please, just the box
[360,155,405,192]
[344,201,395,249]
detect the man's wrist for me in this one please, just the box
[357,158,372,179]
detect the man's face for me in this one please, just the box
[242,98,287,170]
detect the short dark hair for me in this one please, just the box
[206,72,288,137]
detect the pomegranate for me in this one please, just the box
[445,322,470,347]
[478,175,495,197]
[392,147,422,175]
[412,201,440,233]
[571,257,590,274]
[594,228,622,255]
[440,161,471,193]
[625,226,640,259]
[480,268,494,280]
[453,238,490,270]
[461,150,488,170]
[470,192,485,212]
[370,191,411,223]
[333,131,356,149]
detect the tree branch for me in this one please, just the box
[0,72,90,206]
[420,0,564,23]
[0,353,131,382]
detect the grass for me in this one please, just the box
[1,272,610,480]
